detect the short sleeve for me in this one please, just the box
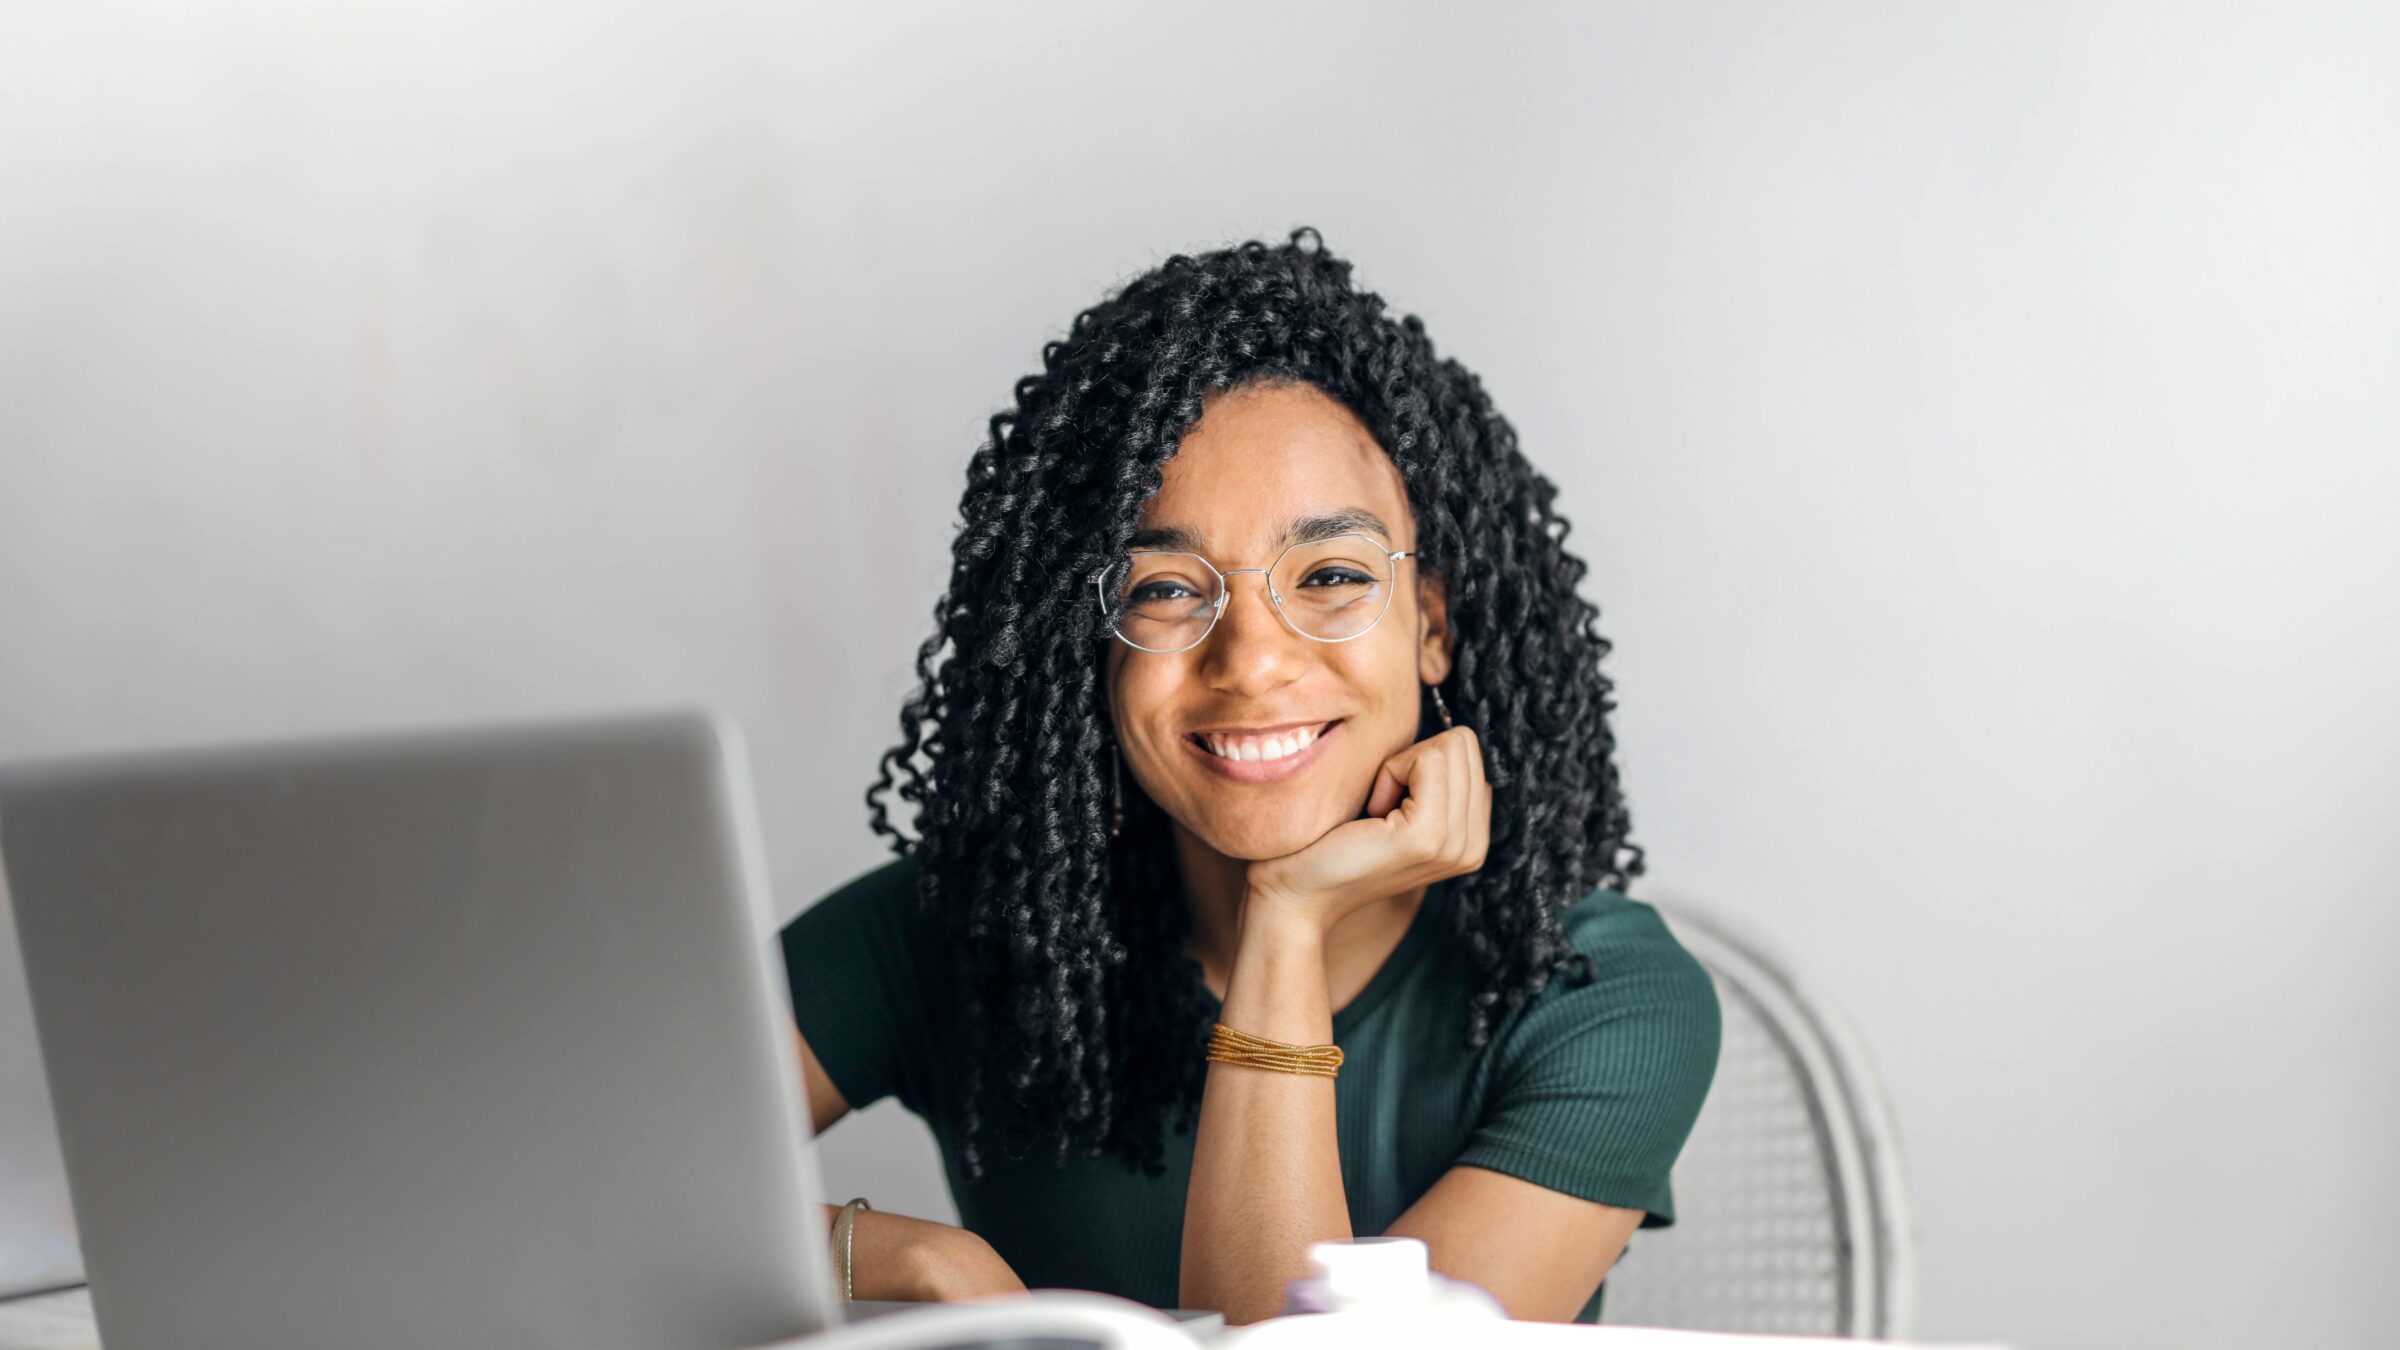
[777,854,943,1117]
[1452,893,1722,1228]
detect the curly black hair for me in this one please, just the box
[863,226,1643,1180]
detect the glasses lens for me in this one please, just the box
[1101,552,1222,651]
[1271,534,1394,641]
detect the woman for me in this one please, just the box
[779,227,1721,1325]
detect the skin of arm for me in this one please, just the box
[1176,901,1350,1323]
[788,1021,1027,1302]
[1383,1166,1646,1322]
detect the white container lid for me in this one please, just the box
[1305,1236,1431,1309]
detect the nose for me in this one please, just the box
[1196,568,1306,693]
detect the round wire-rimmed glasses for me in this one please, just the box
[1093,532,1419,654]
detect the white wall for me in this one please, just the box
[3,3,2392,1346]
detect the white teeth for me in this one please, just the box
[1204,724,1322,762]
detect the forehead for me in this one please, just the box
[1135,382,1412,555]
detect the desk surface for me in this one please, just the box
[2,1284,2013,1350]
[0,1286,92,1350]
[0,1286,1225,1350]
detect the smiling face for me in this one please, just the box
[1102,380,1452,862]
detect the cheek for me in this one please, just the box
[1342,641,1425,735]
[1104,649,1150,731]
[1107,665,1184,778]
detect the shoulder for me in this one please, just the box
[1557,886,1713,993]
[1495,885,1723,1085]
[782,851,927,939]
[777,850,944,987]
[820,849,922,906]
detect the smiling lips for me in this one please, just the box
[1196,722,1329,761]
[1182,719,1343,783]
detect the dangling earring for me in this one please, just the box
[1427,681,1454,731]
[1109,742,1124,838]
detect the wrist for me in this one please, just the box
[1233,903,1330,992]
[1239,882,1334,948]
[1223,903,1333,1045]
[845,1210,1014,1303]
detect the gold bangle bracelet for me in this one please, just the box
[1205,1022,1344,1078]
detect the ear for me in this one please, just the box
[1415,568,1454,686]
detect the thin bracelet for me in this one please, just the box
[1205,1021,1344,1078]
[833,1196,872,1300]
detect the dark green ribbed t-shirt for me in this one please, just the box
[779,854,1720,1324]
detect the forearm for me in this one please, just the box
[1179,906,1352,1324]
[828,1205,1026,1302]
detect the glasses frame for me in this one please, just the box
[1093,531,1419,654]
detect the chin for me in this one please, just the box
[1193,805,1343,861]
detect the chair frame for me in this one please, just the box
[1636,887,1917,1339]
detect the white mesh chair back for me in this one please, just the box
[1599,892,1913,1338]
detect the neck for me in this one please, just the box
[1171,821,1429,1009]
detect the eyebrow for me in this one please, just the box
[1127,509,1394,555]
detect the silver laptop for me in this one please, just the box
[0,710,841,1350]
